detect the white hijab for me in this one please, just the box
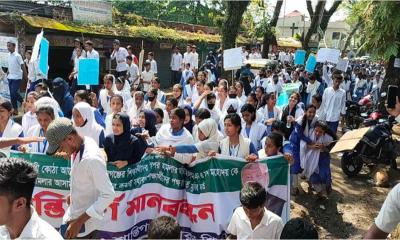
[195,118,220,159]
[35,97,61,119]
[72,102,104,146]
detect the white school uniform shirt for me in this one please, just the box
[306,81,321,105]
[26,125,48,154]
[65,137,115,237]
[7,51,24,79]
[111,47,129,72]
[227,207,284,240]
[191,51,199,69]
[185,84,197,99]
[85,49,99,59]
[141,70,154,92]
[153,124,195,164]
[73,55,85,78]
[319,87,346,122]
[99,89,112,115]
[183,51,193,69]
[25,59,42,81]
[22,111,38,136]
[0,207,63,240]
[181,69,194,84]
[241,121,267,150]
[149,59,158,74]
[375,183,400,233]
[127,63,139,84]
[170,52,183,71]
[258,105,282,123]
[0,119,23,156]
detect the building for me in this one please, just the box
[276,10,350,49]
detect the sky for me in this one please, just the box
[268,0,348,22]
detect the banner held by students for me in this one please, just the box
[11,152,290,239]
[78,58,99,85]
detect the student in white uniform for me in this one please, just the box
[0,158,63,240]
[258,93,281,134]
[110,39,129,77]
[0,100,23,156]
[72,102,105,147]
[23,106,56,154]
[21,91,39,136]
[240,103,268,151]
[98,74,115,116]
[104,94,124,136]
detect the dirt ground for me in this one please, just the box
[290,154,400,239]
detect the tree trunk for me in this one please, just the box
[302,0,326,50]
[342,20,363,51]
[319,1,342,33]
[221,0,250,50]
[262,0,283,58]
[382,55,400,96]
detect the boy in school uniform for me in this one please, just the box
[227,182,284,239]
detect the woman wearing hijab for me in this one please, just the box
[280,92,304,139]
[52,77,74,118]
[157,118,220,160]
[104,113,146,169]
[147,108,194,164]
[182,105,195,134]
[131,109,157,147]
[72,102,105,147]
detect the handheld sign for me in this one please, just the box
[336,58,349,72]
[316,48,340,64]
[223,47,243,71]
[305,54,317,73]
[78,58,99,85]
[31,30,43,62]
[294,50,306,65]
[39,38,49,76]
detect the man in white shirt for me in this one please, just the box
[84,40,99,59]
[24,50,44,92]
[71,38,85,65]
[170,46,183,85]
[0,158,63,240]
[365,183,400,239]
[227,182,284,239]
[126,55,139,86]
[111,39,129,77]
[319,71,346,133]
[140,61,155,94]
[46,118,115,239]
[7,40,26,114]
[147,52,158,75]
[183,44,193,70]
[191,45,199,72]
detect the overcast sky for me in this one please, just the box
[268,0,347,21]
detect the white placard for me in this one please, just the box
[316,48,341,64]
[0,36,18,68]
[394,58,400,68]
[31,30,43,62]
[223,47,243,71]
[336,58,349,72]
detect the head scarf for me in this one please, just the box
[182,105,194,134]
[35,97,61,119]
[142,109,157,137]
[72,102,104,145]
[52,78,71,106]
[197,118,219,142]
[112,113,132,144]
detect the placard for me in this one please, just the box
[305,54,317,73]
[31,31,43,62]
[39,38,49,76]
[336,58,349,72]
[316,48,340,64]
[294,50,306,65]
[78,58,99,85]
[223,47,243,71]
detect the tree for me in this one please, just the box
[221,0,250,49]
[261,0,283,58]
[360,1,400,92]
[302,0,342,50]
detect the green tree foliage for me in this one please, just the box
[112,0,224,27]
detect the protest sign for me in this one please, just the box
[394,58,400,68]
[39,38,49,76]
[31,31,43,62]
[294,50,306,65]
[223,47,243,71]
[336,58,349,72]
[12,152,290,239]
[316,48,340,64]
[305,54,317,73]
[78,58,99,85]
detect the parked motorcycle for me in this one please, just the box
[341,116,398,177]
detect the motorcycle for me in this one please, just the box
[341,116,398,177]
[344,94,374,130]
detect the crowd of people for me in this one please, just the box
[1,36,399,239]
